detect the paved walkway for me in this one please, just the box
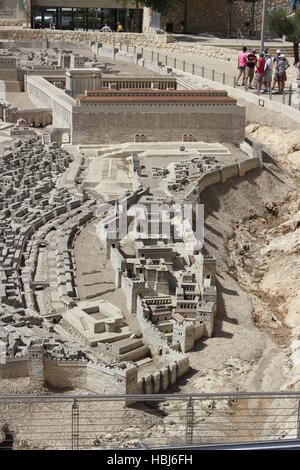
[173,33,287,48]
[140,46,298,107]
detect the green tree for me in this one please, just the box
[143,0,172,15]
[266,8,300,63]
[266,8,293,38]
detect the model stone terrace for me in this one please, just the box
[0,40,262,397]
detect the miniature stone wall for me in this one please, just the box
[138,348,189,394]
[44,358,138,395]
[136,297,170,355]
[3,107,52,127]
[185,153,262,203]
[28,344,45,391]
[0,356,28,379]
[72,103,245,145]
[26,75,76,129]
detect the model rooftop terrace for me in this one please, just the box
[76,89,236,105]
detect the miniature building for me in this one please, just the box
[66,68,102,97]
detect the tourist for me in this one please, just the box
[278,54,290,94]
[263,53,273,93]
[245,48,257,89]
[292,0,298,14]
[237,46,248,86]
[253,52,265,95]
[100,24,112,32]
[117,21,124,33]
[272,49,282,92]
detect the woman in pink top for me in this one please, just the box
[237,46,248,85]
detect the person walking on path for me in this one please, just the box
[278,55,290,93]
[292,0,298,14]
[245,49,257,89]
[272,49,281,92]
[237,46,248,86]
[264,53,273,93]
[253,52,265,95]
[100,23,112,32]
[117,21,124,32]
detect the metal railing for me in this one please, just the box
[115,41,298,109]
[0,392,300,450]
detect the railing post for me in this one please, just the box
[126,42,129,53]
[282,90,286,105]
[165,55,168,66]
[233,76,237,88]
[222,72,226,85]
[174,57,177,69]
[269,87,272,100]
[72,399,79,450]
[202,66,205,78]
[288,84,292,106]
[297,401,300,439]
[192,63,195,75]
[212,69,215,81]
[185,397,194,446]
[157,52,159,63]
[183,60,186,72]
[151,50,154,62]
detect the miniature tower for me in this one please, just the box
[172,321,194,353]
[28,343,45,392]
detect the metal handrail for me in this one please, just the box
[1,392,299,450]
[1,391,300,402]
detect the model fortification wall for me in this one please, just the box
[1,105,52,128]
[184,150,263,203]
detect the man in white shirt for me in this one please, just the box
[264,53,273,93]
[100,24,112,32]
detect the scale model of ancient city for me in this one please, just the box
[3,0,300,452]
[0,32,267,396]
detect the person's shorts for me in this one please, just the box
[254,72,263,85]
[246,66,254,81]
[279,71,287,82]
[238,65,246,71]
[274,71,280,81]
[264,69,272,83]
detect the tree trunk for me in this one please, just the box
[293,41,299,65]
[130,1,139,32]
[227,0,233,39]
[183,0,188,33]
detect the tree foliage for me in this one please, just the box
[142,0,172,15]
[266,8,295,39]
[266,8,300,62]
[118,0,171,15]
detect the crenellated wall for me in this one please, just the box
[184,153,262,203]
